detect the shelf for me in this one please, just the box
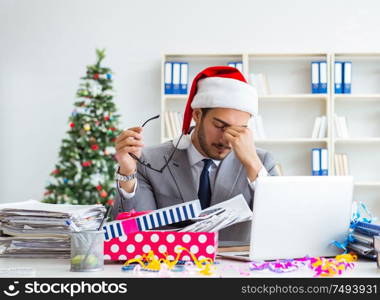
[259,94,327,101]
[334,94,380,101]
[354,181,380,187]
[163,94,328,101]
[255,138,328,143]
[334,138,380,143]
[163,94,188,100]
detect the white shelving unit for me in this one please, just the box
[331,53,380,215]
[161,53,380,215]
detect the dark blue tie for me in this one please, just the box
[198,159,213,209]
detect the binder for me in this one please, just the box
[311,148,321,176]
[180,62,188,94]
[334,62,343,94]
[172,62,181,94]
[164,62,173,94]
[235,62,243,73]
[318,116,327,139]
[311,62,319,93]
[320,148,328,176]
[319,61,327,93]
[228,62,236,68]
[343,61,352,94]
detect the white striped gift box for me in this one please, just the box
[103,200,201,241]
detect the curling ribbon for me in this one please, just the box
[122,246,215,275]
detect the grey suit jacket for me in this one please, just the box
[113,141,278,241]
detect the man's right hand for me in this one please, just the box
[115,127,144,175]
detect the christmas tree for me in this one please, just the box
[43,49,121,206]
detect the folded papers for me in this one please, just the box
[0,199,105,258]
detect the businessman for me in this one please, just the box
[113,66,278,241]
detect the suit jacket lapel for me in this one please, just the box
[163,148,198,203]
[210,151,244,206]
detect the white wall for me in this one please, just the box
[1,0,380,203]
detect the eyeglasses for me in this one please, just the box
[128,115,184,173]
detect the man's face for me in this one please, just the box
[193,108,251,160]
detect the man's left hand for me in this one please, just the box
[223,126,263,182]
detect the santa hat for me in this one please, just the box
[181,66,258,134]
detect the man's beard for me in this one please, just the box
[197,121,231,160]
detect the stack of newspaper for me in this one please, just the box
[0,200,106,258]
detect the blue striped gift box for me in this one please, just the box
[103,200,201,241]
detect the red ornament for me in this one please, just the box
[100,190,108,198]
[82,161,92,167]
[93,74,99,79]
[104,115,110,121]
[95,121,100,126]
[96,185,102,191]
[109,127,116,131]
[111,138,116,143]
[91,144,99,151]
[107,198,114,206]
[69,122,75,128]
[51,169,60,175]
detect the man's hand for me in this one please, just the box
[223,126,263,182]
[114,127,144,194]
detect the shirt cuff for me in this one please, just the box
[247,166,268,190]
[116,179,137,199]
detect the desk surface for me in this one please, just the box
[0,258,379,278]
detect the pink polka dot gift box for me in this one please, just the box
[104,231,218,261]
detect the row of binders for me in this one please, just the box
[311,116,328,139]
[227,61,243,72]
[334,153,349,176]
[164,61,243,95]
[311,148,328,176]
[347,221,380,260]
[311,61,328,94]
[334,61,352,94]
[164,62,189,94]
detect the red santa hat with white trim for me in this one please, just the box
[181,66,258,135]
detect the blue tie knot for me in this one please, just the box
[202,159,213,170]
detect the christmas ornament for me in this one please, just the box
[84,124,91,131]
[69,122,75,128]
[91,144,99,151]
[82,161,92,167]
[100,190,108,198]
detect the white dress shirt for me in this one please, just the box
[117,141,267,199]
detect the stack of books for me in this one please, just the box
[249,73,271,96]
[334,153,349,176]
[164,111,184,139]
[0,200,105,258]
[311,115,328,139]
[250,115,266,139]
[347,221,379,260]
[334,114,349,138]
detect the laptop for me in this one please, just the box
[218,176,354,261]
